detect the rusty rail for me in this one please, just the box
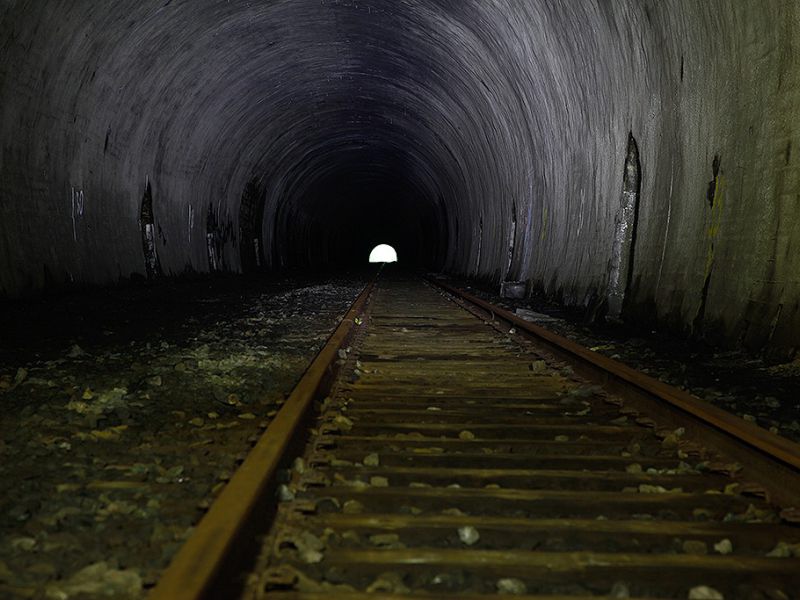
[249,277,800,598]
[430,278,800,507]
[148,279,375,600]
[149,274,800,599]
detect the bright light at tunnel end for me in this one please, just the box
[369,244,398,263]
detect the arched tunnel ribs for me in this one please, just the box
[0,1,797,351]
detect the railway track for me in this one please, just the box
[151,275,800,600]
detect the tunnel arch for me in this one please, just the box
[1,1,799,351]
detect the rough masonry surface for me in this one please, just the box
[1,1,798,352]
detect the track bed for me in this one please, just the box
[236,279,800,599]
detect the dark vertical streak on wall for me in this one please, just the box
[238,177,265,273]
[507,201,517,278]
[206,203,220,272]
[140,180,161,279]
[206,203,235,273]
[476,216,483,276]
[436,195,448,268]
[607,133,642,318]
[707,155,721,208]
[694,156,722,336]
[693,270,713,335]
[622,134,642,308]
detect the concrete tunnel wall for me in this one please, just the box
[1,1,799,353]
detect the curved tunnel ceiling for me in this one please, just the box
[1,1,799,351]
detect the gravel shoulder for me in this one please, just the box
[0,274,367,599]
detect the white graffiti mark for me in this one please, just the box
[71,187,85,242]
[144,223,158,273]
[207,232,219,271]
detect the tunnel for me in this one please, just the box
[1,0,798,352]
[3,3,800,598]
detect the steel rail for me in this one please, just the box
[430,278,800,507]
[148,279,375,600]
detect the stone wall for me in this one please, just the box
[1,1,798,352]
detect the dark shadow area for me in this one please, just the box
[268,164,446,272]
[0,270,374,366]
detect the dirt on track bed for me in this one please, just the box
[0,274,366,600]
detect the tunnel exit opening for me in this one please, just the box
[369,244,398,264]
